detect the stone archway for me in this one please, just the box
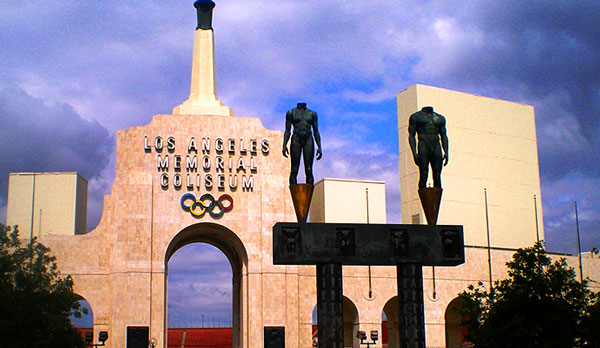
[343,296,359,348]
[445,297,467,348]
[382,296,399,348]
[309,297,359,348]
[164,223,249,348]
[71,294,94,342]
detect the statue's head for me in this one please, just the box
[422,106,434,113]
[297,102,307,109]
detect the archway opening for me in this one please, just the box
[168,243,232,326]
[382,296,399,348]
[69,296,93,342]
[309,296,358,348]
[312,305,318,347]
[445,297,471,348]
[165,223,248,348]
[343,297,359,348]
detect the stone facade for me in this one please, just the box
[32,97,600,348]
[16,85,597,348]
[40,113,305,348]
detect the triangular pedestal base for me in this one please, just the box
[418,187,443,225]
[289,184,314,223]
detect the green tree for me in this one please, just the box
[458,242,598,348]
[0,223,86,348]
[581,291,600,347]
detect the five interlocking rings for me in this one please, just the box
[180,193,234,218]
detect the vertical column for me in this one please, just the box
[316,263,344,348]
[397,262,425,348]
[189,28,217,101]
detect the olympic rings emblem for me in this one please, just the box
[180,193,234,218]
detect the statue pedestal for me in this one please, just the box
[289,184,313,223]
[418,187,442,225]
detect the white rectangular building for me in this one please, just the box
[309,178,386,224]
[6,172,88,238]
[397,84,544,249]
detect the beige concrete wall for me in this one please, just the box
[397,84,544,249]
[309,178,386,224]
[6,173,34,237]
[39,113,301,348]
[6,172,87,238]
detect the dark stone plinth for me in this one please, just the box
[397,263,425,348]
[316,263,344,348]
[273,223,464,266]
[272,221,465,348]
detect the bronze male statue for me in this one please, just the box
[408,106,449,188]
[282,102,322,185]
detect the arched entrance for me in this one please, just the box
[382,296,399,348]
[343,297,359,348]
[445,297,469,348]
[165,223,248,348]
[310,296,359,348]
[70,295,94,342]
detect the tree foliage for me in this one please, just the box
[0,224,86,348]
[458,242,600,348]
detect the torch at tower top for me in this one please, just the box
[194,0,215,30]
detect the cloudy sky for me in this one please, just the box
[2,0,599,327]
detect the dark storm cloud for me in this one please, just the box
[419,1,600,179]
[0,1,195,132]
[0,83,113,208]
[471,2,600,179]
[401,1,600,253]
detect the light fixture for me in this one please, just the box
[356,329,378,347]
[85,331,109,347]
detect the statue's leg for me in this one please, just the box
[303,137,315,185]
[418,142,429,188]
[431,144,443,188]
[289,135,302,185]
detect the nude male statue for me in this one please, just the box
[282,102,322,185]
[408,106,449,188]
